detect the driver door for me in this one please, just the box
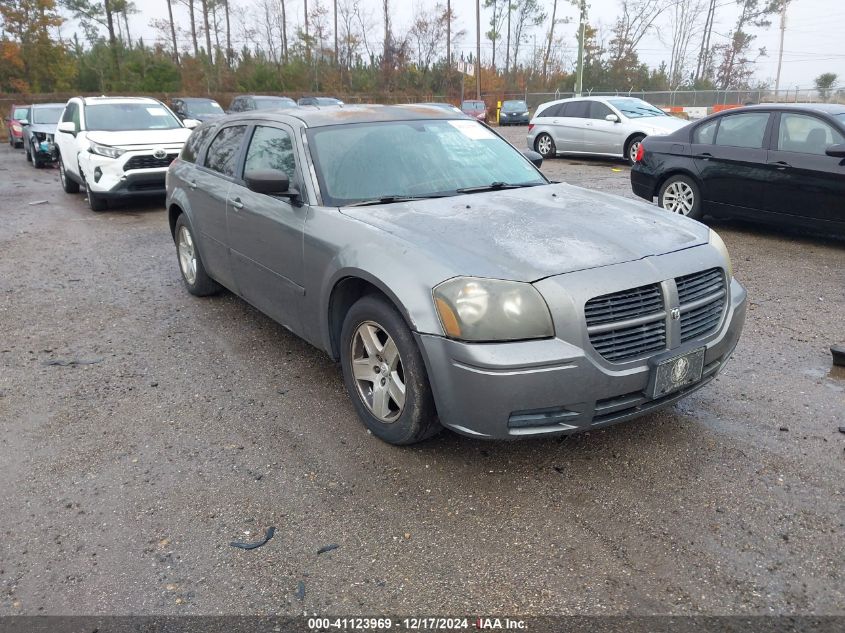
[226,123,307,333]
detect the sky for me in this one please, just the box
[104,0,845,90]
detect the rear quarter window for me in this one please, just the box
[180,125,216,163]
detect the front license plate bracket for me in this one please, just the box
[646,347,706,399]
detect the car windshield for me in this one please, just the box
[85,103,182,131]
[32,107,63,124]
[13,107,29,120]
[836,113,845,125]
[608,98,667,119]
[462,101,485,111]
[502,101,527,111]
[186,100,223,115]
[308,119,546,206]
[255,98,297,110]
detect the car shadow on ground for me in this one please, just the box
[706,216,845,247]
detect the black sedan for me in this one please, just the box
[631,104,845,235]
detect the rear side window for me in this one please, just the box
[562,101,590,118]
[536,103,559,118]
[777,113,844,155]
[181,125,216,163]
[203,125,247,177]
[694,119,718,144]
[715,112,769,149]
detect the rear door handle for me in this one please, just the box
[188,180,197,190]
[768,161,790,170]
[231,197,244,210]
[695,152,713,160]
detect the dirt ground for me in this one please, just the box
[0,130,843,617]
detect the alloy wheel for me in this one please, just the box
[629,140,642,162]
[662,181,695,215]
[177,225,198,285]
[537,134,553,157]
[350,321,406,423]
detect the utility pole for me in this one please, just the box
[774,1,788,95]
[476,0,481,100]
[574,0,586,95]
[446,0,451,70]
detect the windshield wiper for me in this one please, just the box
[346,194,451,207]
[455,181,543,194]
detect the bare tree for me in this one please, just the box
[715,0,781,89]
[200,0,213,61]
[542,0,573,79]
[609,0,670,64]
[408,2,450,69]
[484,0,507,72]
[280,0,288,61]
[510,0,545,73]
[694,0,717,83]
[165,0,180,63]
[661,0,707,86]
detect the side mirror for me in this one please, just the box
[825,143,845,158]
[19,119,29,126]
[245,169,297,197]
[522,149,543,168]
[183,118,201,129]
[605,114,620,123]
[57,121,76,135]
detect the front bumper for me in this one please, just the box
[79,146,179,197]
[416,253,747,439]
[499,114,529,125]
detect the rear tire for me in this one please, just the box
[535,133,556,158]
[658,174,702,220]
[59,155,80,193]
[174,214,221,296]
[340,295,440,445]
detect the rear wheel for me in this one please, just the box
[535,133,556,158]
[340,295,440,445]
[58,155,80,193]
[174,214,221,296]
[658,175,702,220]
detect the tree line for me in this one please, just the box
[0,0,792,99]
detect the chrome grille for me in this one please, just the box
[676,268,726,342]
[123,153,177,171]
[585,284,666,362]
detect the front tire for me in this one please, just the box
[174,214,221,296]
[626,134,646,164]
[59,155,80,193]
[535,133,556,158]
[25,143,31,162]
[87,189,108,212]
[658,174,702,220]
[340,295,440,445]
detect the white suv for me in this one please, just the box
[54,96,199,211]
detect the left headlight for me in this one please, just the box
[709,229,733,278]
[433,277,554,342]
[89,141,126,159]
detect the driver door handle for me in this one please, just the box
[188,180,197,190]
[695,152,713,160]
[231,197,244,210]
[768,160,790,170]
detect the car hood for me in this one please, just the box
[86,128,192,147]
[339,183,709,282]
[27,123,57,135]
[637,115,689,133]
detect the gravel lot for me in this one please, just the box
[1,128,843,617]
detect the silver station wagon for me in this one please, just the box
[167,105,747,444]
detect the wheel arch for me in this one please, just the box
[623,131,648,157]
[168,202,184,239]
[655,167,704,200]
[326,274,418,361]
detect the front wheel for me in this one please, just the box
[626,134,646,164]
[658,175,702,220]
[58,156,80,193]
[535,133,556,158]
[25,143,31,162]
[87,189,108,212]
[340,295,440,445]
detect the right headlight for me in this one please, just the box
[88,141,126,159]
[709,229,733,278]
[433,277,554,342]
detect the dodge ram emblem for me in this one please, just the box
[670,307,681,320]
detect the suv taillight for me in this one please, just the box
[528,124,534,132]
[635,143,645,163]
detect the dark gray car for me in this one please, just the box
[166,105,747,444]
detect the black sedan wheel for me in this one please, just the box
[658,175,702,220]
[535,133,556,158]
[340,295,440,445]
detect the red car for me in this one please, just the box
[461,99,488,123]
[7,104,31,148]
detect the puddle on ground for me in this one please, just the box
[802,364,845,383]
